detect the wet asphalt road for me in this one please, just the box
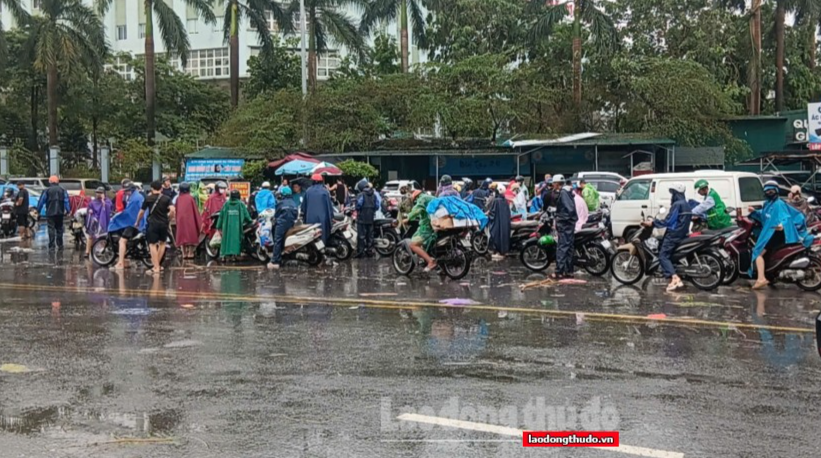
[1,230,821,458]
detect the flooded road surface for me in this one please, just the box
[1,237,820,457]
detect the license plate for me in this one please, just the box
[315,240,325,250]
[600,240,611,250]
[1,214,10,220]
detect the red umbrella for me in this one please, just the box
[267,152,319,170]
[313,165,342,176]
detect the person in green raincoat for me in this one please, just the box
[217,190,252,258]
[693,179,731,230]
[404,190,437,271]
[189,181,204,212]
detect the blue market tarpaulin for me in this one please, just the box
[185,159,244,181]
[426,196,489,229]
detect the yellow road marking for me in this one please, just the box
[0,282,813,334]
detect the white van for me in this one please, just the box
[611,171,764,239]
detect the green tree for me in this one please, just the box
[0,0,29,68]
[220,0,292,108]
[530,0,618,107]
[289,0,368,91]
[96,0,215,153]
[370,32,399,74]
[244,37,301,98]
[336,159,378,181]
[214,90,302,154]
[28,0,107,150]
[360,0,426,72]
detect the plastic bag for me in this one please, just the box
[209,231,222,248]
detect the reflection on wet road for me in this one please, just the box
[0,241,820,457]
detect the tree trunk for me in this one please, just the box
[308,8,317,91]
[400,0,408,72]
[144,0,156,147]
[29,85,39,152]
[229,1,240,108]
[46,62,58,148]
[809,21,818,70]
[92,117,99,170]
[775,0,785,112]
[572,0,582,106]
[749,0,762,115]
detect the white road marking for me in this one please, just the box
[396,413,685,458]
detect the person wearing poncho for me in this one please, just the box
[175,183,202,259]
[217,190,252,258]
[405,191,437,271]
[85,187,112,258]
[487,183,511,259]
[749,180,811,289]
[202,182,227,234]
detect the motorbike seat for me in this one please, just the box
[286,224,316,237]
[575,227,601,237]
[374,218,394,226]
[700,226,738,236]
[678,234,716,247]
[511,220,540,229]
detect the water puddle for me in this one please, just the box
[0,406,182,436]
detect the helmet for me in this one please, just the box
[552,174,565,184]
[261,181,271,188]
[179,182,191,192]
[311,173,323,182]
[694,179,708,190]
[670,183,686,194]
[484,177,493,184]
[216,181,228,189]
[439,175,452,185]
[206,183,216,191]
[229,189,241,200]
[95,186,106,194]
[515,175,525,183]
[49,175,59,184]
[279,185,292,196]
[356,181,368,192]
[462,177,473,184]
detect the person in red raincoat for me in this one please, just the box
[202,181,227,236]
[174,182,202,259]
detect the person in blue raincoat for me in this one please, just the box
[267,186,298,270]
[109,184,146,270]
[642,183,691,291]
[748,180,811,289]
[255,181,276,214]
[301,174,334,244]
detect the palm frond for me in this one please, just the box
[318,6,365,57]
[257,0,294,34]
[360,0,398,36]
[582,4,618,53]
[152,0,191,66]
[62,0,109,58]
[2,0,31,23]
[184,0,217,24]
[221,7,231,41]
[529,3,569,43]
[407,0,426,48]
[240,1,273,51]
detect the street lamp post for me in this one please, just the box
[300,0,308,97]
[0,145,8,178]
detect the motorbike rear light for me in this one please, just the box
[529,231,538,238]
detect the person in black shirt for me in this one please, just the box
[15,181,31,239]
[135,180,175,275]
[161,176,177,200]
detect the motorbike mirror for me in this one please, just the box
[809,196,817,204]
[658,207,667,215]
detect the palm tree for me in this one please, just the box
[97,0,214,149]
[530,0,618,107]
[0,0,30,67]
[794,0,821,69]
[775,0,786,112]
[360,0,427,73]
[28,0,107,149]
[289,0,367,91]
[220,0,292,108]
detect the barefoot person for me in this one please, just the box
[134,181,174,275]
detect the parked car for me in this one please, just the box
[382,180,422,200]
[574,179,620,207]
[13,177,49,188]
[60,179,109,197]
[573,171,629,184]
[610,171,764,239]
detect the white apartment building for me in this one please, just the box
[1,0,425,82]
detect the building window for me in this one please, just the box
[184,48,230,78]
[138,23,146,38]
[116,25,127,41]
[105,56,135,81]
[32,0,40,10]
[317,51,340,79]
[187,19,198,34]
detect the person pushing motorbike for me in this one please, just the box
[641,183,691,291]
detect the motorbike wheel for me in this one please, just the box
[520,245,551,272]
[253,244,271,263]
[392,246,415,276]
[306,244,324,266]
[442,248,471,280]
[797,256,821,291]
[471,230,489,256]
[204,235,219,259]
[688,252,724,291]
[333,238,353,261]
[721,257,739,286]
[26,214,37,230]
[610,251,644,285]
[91,237,116,267]
[375,229,399,256]
[582,244,610,276]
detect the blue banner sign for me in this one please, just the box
[184,159,245,181]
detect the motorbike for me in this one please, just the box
[508,214,542,253]
[373,217,400,256]
[0,202,16,237]
[720,213,821,291]
[609,210,726,291]
[91,230,164,268]
[392,227,473,280]
[519,212,614,275]
[71,207,87,249]
[324,212,354,260]
[257,210,326,266]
